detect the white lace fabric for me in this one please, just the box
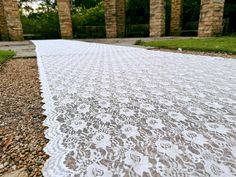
[32,40,236,177]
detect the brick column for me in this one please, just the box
[150,0,165,37]
[0,0,23,41]
[116,0,125,37]
[198,0,225,37]
[104,0,117,38]
[0,0,8,40]
[104,0,125,38]
[57,0,73,39]
[170,0,183,36]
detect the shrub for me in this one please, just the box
[72,2,105,38]
[21,11,60,39]
[134,40,145,45]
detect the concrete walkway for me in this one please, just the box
[0,38,153,58]
[33,40,236,177]
[1,37,235,59]
[0,41,36,58]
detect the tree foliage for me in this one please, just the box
[72,2,104,26]
[72,0,102,8]
[72,2,105,38]
[21,11,60,39]
[126,0,149,24]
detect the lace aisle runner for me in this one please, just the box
[33,40,236,177]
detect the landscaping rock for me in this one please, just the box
[0,59,48,177]
[2,168,28,177]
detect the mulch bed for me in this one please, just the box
[0,59,48,177]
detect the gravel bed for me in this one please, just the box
[0,59,48,177]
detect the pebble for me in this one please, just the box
[4,162,9,167]
[2,168,28,177]
[0,59,48,177]
[11,165,17,170]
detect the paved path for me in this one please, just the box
[33,40,236,177]
[0,41,36,58]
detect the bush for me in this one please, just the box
[134,40,145,45]
[126,24,149,37]
[21,11,60,39]
[72,2,105,38]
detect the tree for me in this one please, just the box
[73,0,102,8]
[126,0,149,24]
[19,0,56,15]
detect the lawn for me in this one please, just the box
[0,50,15,64]
[137,37,236,54]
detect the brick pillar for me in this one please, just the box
[0,0,8,40]
[116,0,125,37]
[104,0,117,38]
[57,0,73,39]
[0,0,23,41]
[150,0,165,37]
[170,0,183,36]
[104,0,125,38]
[198,0,225,37]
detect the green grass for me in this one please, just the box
[0,50,15,64]
[137,37,236,54]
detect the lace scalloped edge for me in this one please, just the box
[33,41,72,177]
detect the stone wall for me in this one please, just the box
[170,0,183,36]
[0,0,23,41]
[198,0,225,37]
[57,0,73,39]
[150,0,165,37]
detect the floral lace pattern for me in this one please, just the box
[33,40,236,177]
